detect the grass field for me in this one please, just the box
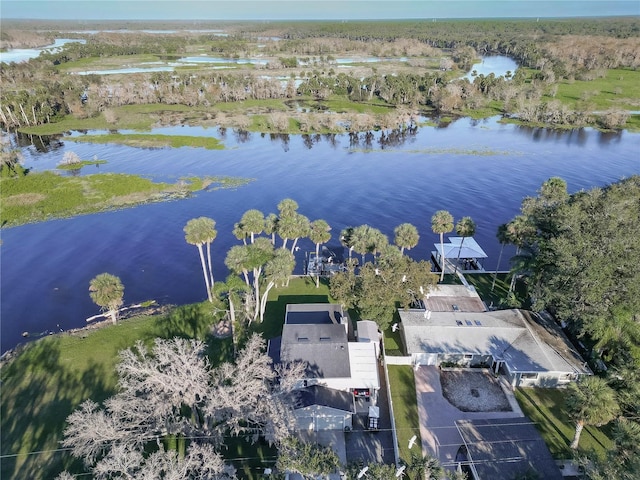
[515,387,614,459]
[550,68,640,112]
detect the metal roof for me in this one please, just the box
[433,236,488,259]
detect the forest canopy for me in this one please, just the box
[508,175,640,369]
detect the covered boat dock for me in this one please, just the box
[431,236,487,274]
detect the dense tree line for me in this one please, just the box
[502,176,640,479]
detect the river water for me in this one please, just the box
[2,117,638,353]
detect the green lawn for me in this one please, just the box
[0,277,339,480]
[251,276,334,341]
[515,387,614,459]
[387,365,421,464]
[0,302,231,480]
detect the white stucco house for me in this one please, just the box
[399,285,591,387]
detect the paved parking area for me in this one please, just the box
[415,366,523,466]
[345,363,395,465]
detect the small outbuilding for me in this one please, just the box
[294,385,355,431]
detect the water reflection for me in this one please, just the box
[465,56,518,81]
[597,130,623,145]
[2,116,639,354]
[15,132,64,153]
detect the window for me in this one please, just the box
[464,354,473,360]
[522,373,538,380]
[298,337,308,342]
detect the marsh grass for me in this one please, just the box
[56,159,107,170]
[0,171,251,226]
[67,133,224,149]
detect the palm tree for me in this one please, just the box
[409,452,444,480]
[225,245,251,286]
[259,249,296,321]
[288,213,311,254]
[89,273,124,324]
[214,275,250,356]
[454,216,476,274]
[184,217,217,302]
[491,223,509,292]
[340,226,355,258]
[276,198,301,250]
[264,213,278,245]
[394,223,419,254]
[431,210,454,282]
[505,215,535,294]
[309,219,331,287]
[566,376,620,449]
[239,209,265,244]
[245,238,276,323]
[351,225,378,265]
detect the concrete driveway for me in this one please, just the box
[414,366,523,467]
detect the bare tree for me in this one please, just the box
[62,335,301,478]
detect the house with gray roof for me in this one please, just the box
[268,304,380,431]
[399,286,590,387]
[294,385,356,431]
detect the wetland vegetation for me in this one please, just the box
[1,17,639,139]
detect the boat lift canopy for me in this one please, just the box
[433,236,488,259]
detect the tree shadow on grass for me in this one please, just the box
[517,388,571,456]
[156,302,219,340]
[1,337,113,480]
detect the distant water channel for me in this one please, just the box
[2,117,639,354]
[0,38,86,63]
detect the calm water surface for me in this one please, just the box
[465,55,518,80]
[0,39,85,63]
[2,117,638,353]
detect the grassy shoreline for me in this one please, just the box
[0,277,331,480]
[0,172,253,227]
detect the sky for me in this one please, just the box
[1,0,638,21]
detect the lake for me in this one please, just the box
[0,38,86,63]
[2,117,639,353]
[465,55,519,80]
